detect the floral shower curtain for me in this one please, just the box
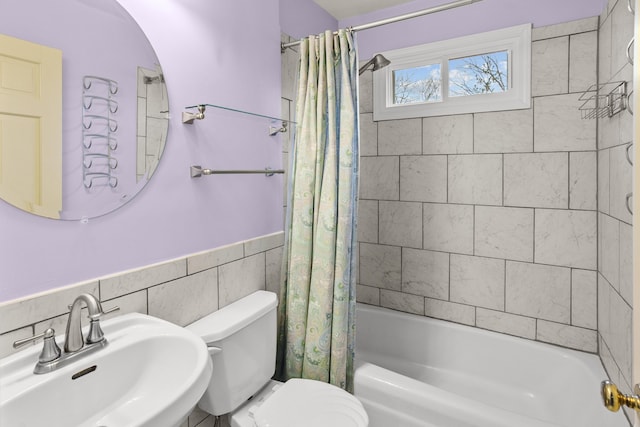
[276,29,359,392]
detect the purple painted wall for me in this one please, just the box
[339,0,608,59]
[0,0,283,302]
[279,0,337,40]
[1,0,608,303]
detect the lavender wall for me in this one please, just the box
[0,0,284,302]
[340,0,607,59]
[279,0,337,40]
[1,0,609,303]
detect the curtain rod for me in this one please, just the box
[281,0,483,50]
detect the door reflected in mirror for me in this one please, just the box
[0,0,169,220]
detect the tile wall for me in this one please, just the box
[597,0,635,415]
[356,17,603,353]
[0,232,284,427]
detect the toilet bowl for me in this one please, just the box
[186,291,368,427]
[230,379,368,427]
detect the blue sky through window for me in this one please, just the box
[393,64,441,104]
[448,50,508,97]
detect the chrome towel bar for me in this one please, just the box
[190,165,284,178]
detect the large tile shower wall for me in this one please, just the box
[597,0,635,405]
[357,17,602,353]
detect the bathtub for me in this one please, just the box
[353,304,629,427]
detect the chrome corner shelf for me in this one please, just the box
[579,81,628,119]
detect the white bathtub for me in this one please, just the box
[354,304,629,427]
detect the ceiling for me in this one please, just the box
[313,0,416,20]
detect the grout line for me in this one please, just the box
[421,202,425,250]
[216,267,221,310]
[502,154,505,206]
[376,200,380,244]
[567,151,571,209]
[532,208,536,264]
[447,253,451,302]
[472,204,476,256]
[569,268,574,326]
[503,259,507,314]
[446,154,450,204]
[399,245,403,293]
[532,95,536,153]
[567,34,571,94]
[472,113,476,154]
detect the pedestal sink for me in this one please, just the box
[0,313,213,427]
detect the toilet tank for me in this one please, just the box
[186,291,278,416]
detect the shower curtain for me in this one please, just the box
[276,29,359,392]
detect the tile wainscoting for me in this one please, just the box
[0,232,284,427]
[0,231,284,358]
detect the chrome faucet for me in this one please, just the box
[65,293,105,352]
[13,293,118,374]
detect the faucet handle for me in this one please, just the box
[86,305,120,344]
[101,305,120,317]
[13,328,62,363]
[66,303,120,318]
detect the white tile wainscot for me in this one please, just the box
[0,232,284,359]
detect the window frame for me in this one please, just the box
[372,24,532,120]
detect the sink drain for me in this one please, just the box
[71,365,97,380]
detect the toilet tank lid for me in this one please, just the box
[186,291,277,343]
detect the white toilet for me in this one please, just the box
[186,290,369,427]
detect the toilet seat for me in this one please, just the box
[250,379,368,427]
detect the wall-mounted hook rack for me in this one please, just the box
[82,75,119,190]
[82,75,118,94]
[83,153,118,170]
[83,95,119,113]
[84,172,118,189]
[83,114,118,132]
[82,134,118,150]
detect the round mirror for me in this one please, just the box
[0,0,168,220]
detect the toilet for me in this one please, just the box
[186,290,368,427]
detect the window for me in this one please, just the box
[373,24,531,120]
[393,63,441,104]
[448,51,508,97]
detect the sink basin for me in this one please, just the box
[0,313,213,427]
